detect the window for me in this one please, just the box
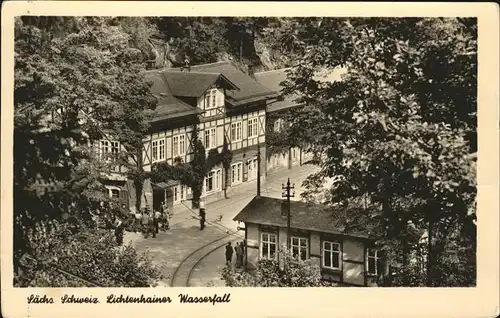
[247,118,259,138]
[261,233,277,260]
[100,140,120,160]
[173,134,186,157]
[366,249,382,276]
[152,140,157,161]
[152,139,165,162]
[216,169,221,189]
[322,241,341,270]
[205,89,218,109]
[246,158,258,180]
[290,236,308,260]
[111,141,119,156]
[231,162,243,184]
[158,140,165,160]
[231,122,242,142]
[100,140,109,158]
[110,189,120,198]
[173,186,178,202]
[205,169,222,193]
[180,185,185,200]
[179,135,185,155]
[274,118,283,132]
[204,128,216,149]
[205,94,210,109]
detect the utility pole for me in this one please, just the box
[281,178,294,248]
[257,138,261,197]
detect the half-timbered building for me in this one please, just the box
[97,61,275,212]
[254,67,347,173]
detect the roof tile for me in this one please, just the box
[233,196,380,239]
[179,61,276,103]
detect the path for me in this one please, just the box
[125,164,321,287]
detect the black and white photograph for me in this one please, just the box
[2,2,499,317]
[10,14,481,288]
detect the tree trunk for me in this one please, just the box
[402,236,410,286]
[134,148,144,212]
[223,167,228,199]
[426,219,433,286]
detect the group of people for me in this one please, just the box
[133,202,170,239]
[88,201,128,245]
[225,241,246,268]
[89,200,173,245]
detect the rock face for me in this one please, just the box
[254,39,276,71]
[147,39,186,69]
[144,33,287,71]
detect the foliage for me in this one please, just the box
[152,17,277,68]
[152,125,234,206]
[111,17,160,61]
[14,16,157,284]
[15,223,162,287]
[221,246,334,287]
[279,18,477,286]
[220,137,233,198]
[265,112,295,157]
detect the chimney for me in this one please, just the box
[182,57,191,72]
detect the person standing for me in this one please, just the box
[225,242,233,266]
[154,209,161,234]
[114,217,124,245]
[161,200,169,217]
[141,209,150,238]
[241,239,247,266]
[134,209,142,233]
[162,211,170,231]
[199,208,206,231]
[148,209,156,238]
[235,242,243,268]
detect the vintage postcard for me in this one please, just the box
[1,1,499,317]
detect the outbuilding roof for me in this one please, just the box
[233,196,381,239]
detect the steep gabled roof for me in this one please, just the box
[255,67,349,113]
[176,61,276,105]
[145,70,201,121]
[254,68,302,112]
[233,196,380,239]
[162,70,239,98]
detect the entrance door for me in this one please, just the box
[173,185,185,205]
[247,157,258,180]
[152,188,165,212]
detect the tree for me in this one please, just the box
[153,17,229,65]
[15,222,162,287]
[221,246,334,287]
[14,16,158,285]
[220,136,233,199]
[279,18,477,286]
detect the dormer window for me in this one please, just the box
[205,89,219,109]
[211,92,216,108]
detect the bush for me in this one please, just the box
[221,245,336,287]
[15,223,162,287]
